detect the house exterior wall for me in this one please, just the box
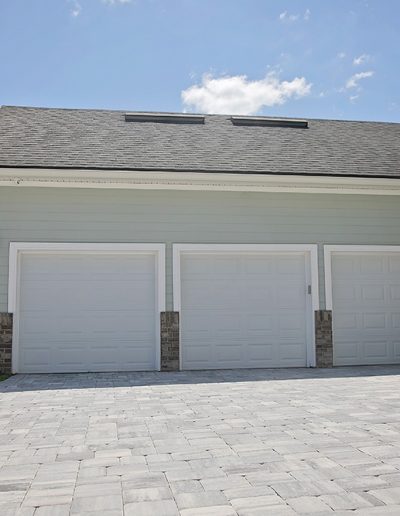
[1,186,400,315]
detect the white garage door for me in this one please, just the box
[17,252,159,373]
[179,251,313,369]
[330,251,400,365]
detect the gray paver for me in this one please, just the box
[124,499,179,515]
[34,505,71,516]
[237,507,297,516]
[123,486,173,502]
[180,506,237,515]
[22,495,73,507]
[320,492,374,510]
[175,491,228,509]
[169,480,204,495]
[230,494,286,510]
[287,496,334,513]
[71,494,123,512]
[74,482,121,497]
[369,487,400,505]
[0,366,400,515]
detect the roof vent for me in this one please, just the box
[231,116,308,128]
[125,112,205,124]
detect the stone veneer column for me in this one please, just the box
[160,312,179,371]
[315,310,333,367]
[0,313,13,374]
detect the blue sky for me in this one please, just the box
[1,0,399,121]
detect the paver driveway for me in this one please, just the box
[1,367,400,515]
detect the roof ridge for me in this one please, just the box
[1,105,400,125]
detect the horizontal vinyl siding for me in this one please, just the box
[1,186,400,312]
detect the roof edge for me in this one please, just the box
[1,164,399,180]
[1,167,400,196]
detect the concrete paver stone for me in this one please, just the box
[0,366,399,515]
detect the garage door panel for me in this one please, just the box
[243,256,274,274]
[278,313,305,331]
[331,251,400,366]
[360,256,385,273]
[277,256,305,274]
[20,283,155,311]
[182,280,241,310]
[389,257,400,272]
[184,345,213,364]
[17,251,159,373]
[333,312,358,329]
[54,347,88,367]
[391,286,400,300]
[362,313,387,329]
[215,343,242,362]
[278,341,306,360]
[20,312,155,337]
[247,314,274,331]
[392,314,400,327]
[334,256,355,273]
[364,340,389,359]
[248,343,274,361]
[277,286,306,307]
[22,349,55,370]
[334,340,358,361]
[180,251,310,370]
[212,257,241,274]
[243,285,275,305]
[362,285,385,301]
[334,284,357,303]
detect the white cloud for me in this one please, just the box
[69,0,81,16]
[345,70,374,89]
[102,0,131,4]
[353,53,370,66]
[279,9,310,22]
[181,73,312,115]
[349,94,359,102]
[279,11,299,22]
[337,52,346,59]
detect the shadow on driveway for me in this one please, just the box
[1,365,400,392]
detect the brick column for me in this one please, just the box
[315,310,333,367]
[160,312,179,371]
[0,313,13,374]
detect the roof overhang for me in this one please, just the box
[1,167,400,195]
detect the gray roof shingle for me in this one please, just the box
[0,105,399,178]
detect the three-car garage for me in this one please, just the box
[7,243,400,373]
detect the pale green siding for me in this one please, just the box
[1,186,400,312]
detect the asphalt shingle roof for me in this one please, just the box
[0,105,399,178]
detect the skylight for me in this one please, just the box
[231,116,308,128]
[125,112,205,124]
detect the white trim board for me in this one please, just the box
[173,244,319,368]
[8,242,166,374]
[1,167,400,195]
[324,245,400,311]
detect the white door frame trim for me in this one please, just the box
[324,245,400,311]
[173,243,319,369]
[8,242,166,374]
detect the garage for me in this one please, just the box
[325,246,400,366]
[9,243,165,373]
[174,245,318,370]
